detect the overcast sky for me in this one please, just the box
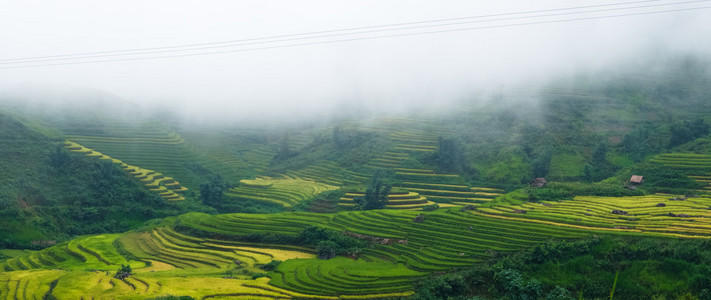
[1,0,710,120]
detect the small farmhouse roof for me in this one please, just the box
[630,175,644,184]
[529,177,547,188]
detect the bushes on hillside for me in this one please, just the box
[0,145,194,249]
[258,260,281,271]
[411,236,711,299]
[668,118,709,148]
[298,226,366,259]
[527,182,642,202]
[199,174,226,208]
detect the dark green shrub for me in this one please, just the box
[259,260,281,271]
[422,204,439,211]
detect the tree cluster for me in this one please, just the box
[668,118,709,148]
[354,171,391,210]
[298,226,366,259]
[199,174,226,208]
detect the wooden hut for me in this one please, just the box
[529,177,547,188]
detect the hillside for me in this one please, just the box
[4,202,711,299]
[0,111,202,248]
[1,58,711,298]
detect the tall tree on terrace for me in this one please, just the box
[354,171,391,210]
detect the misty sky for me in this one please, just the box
[1,0,710,119]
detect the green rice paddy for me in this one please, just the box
[226,177,339,208]
[477,194,711,237]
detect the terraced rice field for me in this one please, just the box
[179,129,277,181]
[400,182,503,206]
[391,131,438,153]
[650,153,711,194]
[175,209,589,295]
[63,121,206,189]
[355,119,505,208]
[650,153,711,170]
[0,269,341,299]
[65,141,188,201]
[337,192,435,209]
[6,202,710,298]
[283,161,367,186]
[363,118,455,168]
[0,234,133,273]
[225,178,338,208]
[476,194,711,237]
[690,173,711,193]
[366,151,410,169]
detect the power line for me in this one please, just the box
[2,0,707,66]
[1,3,709,70]
[1,0,669,62]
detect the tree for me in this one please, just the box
[259,260,281,271]
[298,226,331,244]
[49,144,71,168]
[199,174,226,208]
[354,171,391,210]
[493,268,543,300]
[583,142,616,182]
[317,240,337,259]
[433,137,465,173]
[669,118,709,148]
[531,147,552,178]
[621,129,653,162]
[274,131,294,160]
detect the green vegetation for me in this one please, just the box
[65,140,189,201]
[353,172,392,210]
[526,181,643,202]
[0,208,589,298]
[478,194,711,237]
[339,191,433,210]
[225,177,338,210]
[669,118,709,148]
[114,264,132,279]
[7,203,711,298]
[0,112,199,248]
[2,56,711,298]
[411,236,711,299]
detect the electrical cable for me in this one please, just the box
[1,0,708,65]
[0,2,708,69]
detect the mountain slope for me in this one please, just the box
[0,111,193,248]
